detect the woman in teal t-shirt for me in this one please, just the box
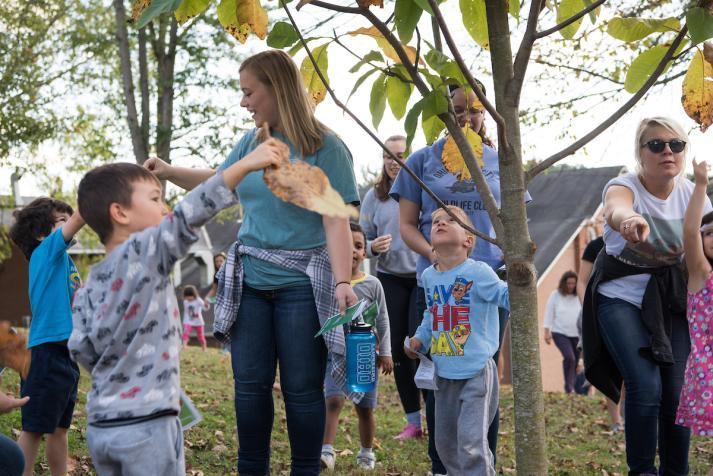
[146,50,359,476]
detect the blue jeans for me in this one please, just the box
[0,433,24,476]
[597,294,690,476]
[230,284,327,476]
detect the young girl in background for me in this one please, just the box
[182,285,209,351]
[677,158,713,437]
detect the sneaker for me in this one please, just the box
[610,422,623,433]
[356,452,376,470]
[394,423,423,440]
[320,450,336,471]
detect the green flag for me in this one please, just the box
[361,300,379,327]
[315,299,367,337]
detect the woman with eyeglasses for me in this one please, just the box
[357,135,424,442]
[582,116,711,475]
[390,82,527,474]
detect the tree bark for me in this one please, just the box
[485,1,548,474]
[138,26,150,164]
[113,0,148,163]
[154,14,177,164]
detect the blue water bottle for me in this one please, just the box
[346,320,377,393]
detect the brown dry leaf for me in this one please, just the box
[348,26,419,65]
[130,0,151,23]
[682,50,713,132]
[260,124,358,219]
[441,126,484,181]
[357,0,384,7]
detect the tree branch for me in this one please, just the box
[281,0,498,245]
[331,34,413,84]
[526,25,688,181]
[534,58,624,84]
[299,0,361,14]
[536,0,607,39]
[512,0,543,99]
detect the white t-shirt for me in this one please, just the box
[598,173,713,307]
[543,291,581,338]
[183,298,205,326]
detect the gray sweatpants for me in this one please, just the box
[434,359,499,476]
[87,415,185,476]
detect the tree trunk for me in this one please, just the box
[154,14,177,164]
[113,0,148,163]
[485,1,548,474]
[138,26,150,164]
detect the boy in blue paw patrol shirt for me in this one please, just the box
[406,206,508,476]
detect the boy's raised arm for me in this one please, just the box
[61,212,85,242]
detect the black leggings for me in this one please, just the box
[377,272,422,414]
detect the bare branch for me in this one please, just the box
[301,0,361,14]
[534,58,624,84]
[526,25,688,181]
[281,0,498,245]
[536,0,607,39]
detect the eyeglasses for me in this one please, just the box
[641,139,686,154]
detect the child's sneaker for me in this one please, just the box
[356,451,376,470]
[394,423,423,440]
[320,449,336,471]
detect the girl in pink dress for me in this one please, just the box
[677,158,713,437]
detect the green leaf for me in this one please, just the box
[174,0,210,25]
[624,42,686,93]
[404,99,424,150]
[460,0,489,49]
[348,67,379,101]
[395,0,423,43]
[583,0,600,23]
[267,21,299,48]
[349,51,384,73]
[425,49,466,84]
[370,74,388,129]
[422,115,445,144]
[287,36,318,56]
[607,17,681,43]
[419,68,445,89]
[421,89,448,120]
[413,0,445,15]
[386,75,413,119]
[509,0,520,19]
[136,0,183,28]
[687,7,713,45]
[557,0,586,40]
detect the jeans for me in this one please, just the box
[230,284,327,476]
[418,287,508,473]
[552,332,580,393]
[377,272,421,414]
[0,433,24,476]
[597,294,690,476]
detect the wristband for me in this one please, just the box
[335,281,350,289]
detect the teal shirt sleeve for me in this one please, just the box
[316,133,359,205]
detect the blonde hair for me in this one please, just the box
[239,49,330,157]
[431,205,476,254]
[634,116,689,175]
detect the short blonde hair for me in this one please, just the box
[634,116,689,175]
[239,50,330,157]
[431,206,476,254]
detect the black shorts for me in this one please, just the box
[20,343,80,434]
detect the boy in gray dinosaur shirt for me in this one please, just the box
[68,140,283,475]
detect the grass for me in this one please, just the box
[1,347,711,475]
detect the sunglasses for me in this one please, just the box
[641,139,686,154]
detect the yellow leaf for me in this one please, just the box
[357,0,384,7]
[300,44,329,106]
[130,0,152,23]
[682,50,713,132]
[260,125,358,219]
[217,0,267,43]
[348,26,419,65]
[441,126,484,181]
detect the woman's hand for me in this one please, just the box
[544,328,553,345]
[335,282,358,315]
[371,234,392,254]
[378,356,394,375]
[692,158,709,187]
[241,139,287,172]
[0,391,28,415]
[144,157,173,180]
[619,214,650,244]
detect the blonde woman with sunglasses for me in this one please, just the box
[582,116,711,475]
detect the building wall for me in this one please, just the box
[0,242,30,326]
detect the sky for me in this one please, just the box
[3,1,712,198]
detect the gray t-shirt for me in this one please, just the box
[359,187,417,277]
[68,174,237,423]
[353,273,391,357]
